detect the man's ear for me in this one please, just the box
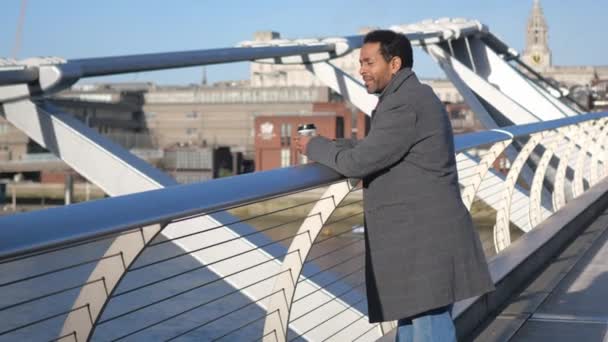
[390,56,402,74]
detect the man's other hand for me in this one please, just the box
[295,135,313,155]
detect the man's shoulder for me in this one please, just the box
[381,80,430,109]
[398,79,441,106]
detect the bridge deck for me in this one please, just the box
[474,207,608,341]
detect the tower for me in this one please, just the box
[522,0,552,70]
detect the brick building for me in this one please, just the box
[254,103,368,171]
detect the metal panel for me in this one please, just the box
[428,44,540,125]
[468,37,577,120]
[425,44,498,130]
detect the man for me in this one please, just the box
[295,30,494,341]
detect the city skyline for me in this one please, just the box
[1,0,606,85]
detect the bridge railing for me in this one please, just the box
[2,16,607,341]
[1,111,607,341]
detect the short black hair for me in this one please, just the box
[363,30,413,69]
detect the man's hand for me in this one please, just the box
[295,135,313,155]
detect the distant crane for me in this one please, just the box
[12,0,28,59]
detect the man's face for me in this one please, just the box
[359,42,399,94]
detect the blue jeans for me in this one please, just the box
[395,305,457,342]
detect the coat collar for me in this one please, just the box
[378,68,415,101]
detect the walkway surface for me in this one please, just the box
[474,208,608,341]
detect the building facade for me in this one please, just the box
[142,85,331,158]
[0,118,28,162]
[254,103,368,171]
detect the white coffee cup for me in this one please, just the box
[297,123,317,136]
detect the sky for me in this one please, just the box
[1,0,606,86]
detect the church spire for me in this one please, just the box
[523,0,552,69]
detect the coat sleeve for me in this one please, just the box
[307,103,417,178]
[335,138,359,149]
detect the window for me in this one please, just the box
[336,117,344,139]
[186,111,199,118]
[281,123,292,146]
[281,148,291,167]
[186,128,197,135]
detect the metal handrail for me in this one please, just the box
[68,44,337,78]
[0,44,338,86]
[0,68,38,85]
[454,111,608,152]
[1,111,606,261]
[0,165,341,260]
[0,19,505,88]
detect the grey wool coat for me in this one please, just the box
[307,68,494,322]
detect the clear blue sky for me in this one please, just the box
[1,0,605,85]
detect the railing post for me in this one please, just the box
[529,129,562,228]
[574,118,608,196]
[574,121,597,196]
[494,132,545,252]
[460,139,512,210]
[589,120,608,185]
[262,180,353,342]
[553,122,590,210]
[59,224,163,341]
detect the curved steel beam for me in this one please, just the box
[263,181,356,341]
[588,119,608,185]
[552,122,590,210]
[529,130,562,228]
[573,119,607,197]
[461,139,512,210]
[60,223,164,340]
[493,132,544,252]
